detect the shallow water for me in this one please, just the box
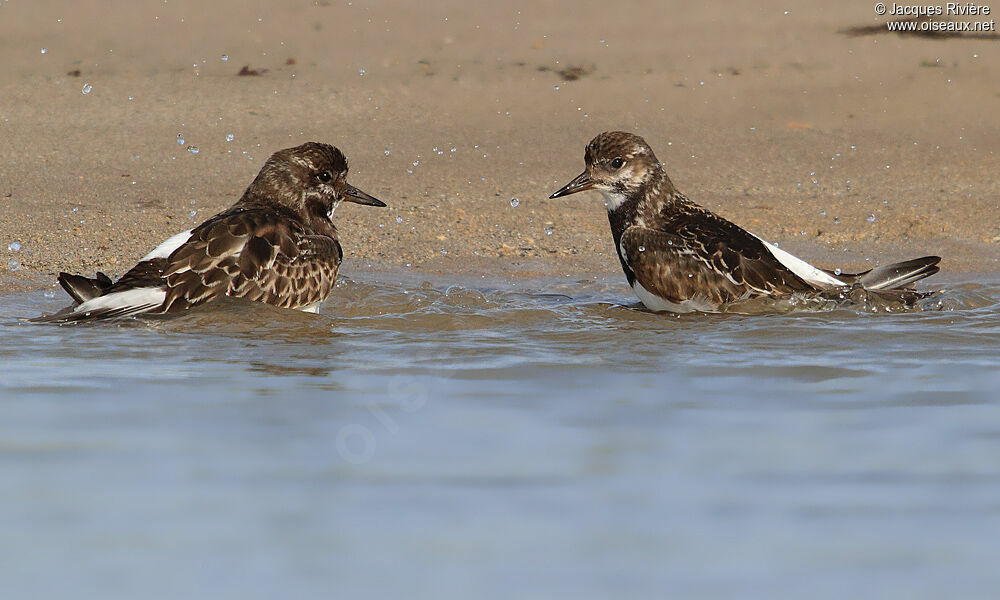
[2,274,999,599]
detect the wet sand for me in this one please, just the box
[1,0,998,292]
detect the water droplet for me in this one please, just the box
[176,133,185,145]
[450,146,457,153]
[412,160,419,167]
[8,241,21,252]
[44,289,55,299]
[867,214,876,223]
[40,48,48,54]
[128,95,134,101]
[225,133,234,142]
[553,85,560,91]
[189,210,198,218]
[220,54,229,62]
[509,198,519,208]
[81,83,92,94]
[638,246,645,252]
[8,258,19,271]
[800,230,807,236]
[833,217,840,225]
[440,249,448,255]
[359,68,366,75]
[667,239,673,245]
[544,226,554,236]
[834,268,842,276]
[187,146,199,155]
[819,210,826,216]
[406,169,413,175]
[395,216,403,223]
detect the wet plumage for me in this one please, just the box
[36,142,386,323]
[551,131,940,312]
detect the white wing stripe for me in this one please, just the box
[752,234,844,287]
[141,229,194,261]
[73,287,167,314]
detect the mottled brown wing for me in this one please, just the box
[160,208,342,312]
[621,222,814,305]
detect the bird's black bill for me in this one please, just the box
[343,184,387,207]
[549,170,594,198]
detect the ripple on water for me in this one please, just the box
[1,275,999,600]
[3,275,998,385]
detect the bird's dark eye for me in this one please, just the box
[317,171,332,183]
[610,157,625,169]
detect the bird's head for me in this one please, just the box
[549,131,665,211]
[246,142,386,221]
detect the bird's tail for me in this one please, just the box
[31,285,167,324]
[858,256,941,290]
[825,256,941,290]
[57,271,113,304]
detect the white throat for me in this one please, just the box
[599,189,629,212]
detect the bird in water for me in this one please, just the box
[550,131,940,313]
[36,142,385,323]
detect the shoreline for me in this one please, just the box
[2,1,997,291]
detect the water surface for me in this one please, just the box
[2,274,999,599]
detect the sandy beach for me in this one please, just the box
[1,0,998,292]
[4,4,1000,596]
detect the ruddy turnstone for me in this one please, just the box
[36,142,385,322]
[550,131,940,313]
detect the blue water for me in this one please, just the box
[1,274,999,599]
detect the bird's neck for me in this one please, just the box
[605,167,679,238]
